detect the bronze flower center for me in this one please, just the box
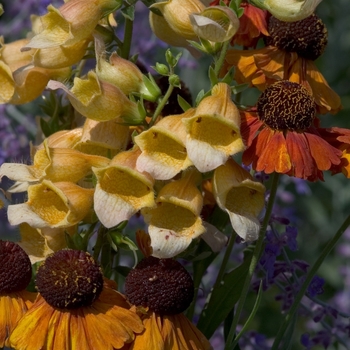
[257,81,316,131]
[266,14,328,61]
[125,256,194,315]
[36,249,103,309]
[0,240,32,293]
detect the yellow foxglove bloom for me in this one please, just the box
[149,11,200,57]
[183,83,244,172]
[24,0,118,49]
[7,180,94,228]
[134,109,195,180]
[253,0,322,22]
[0,38,70,104]
[150,0,205,41]
[73,118,130,157]
[18,223,76,263]
[0,140,109,187]
[93,148,155,228]
[190,6,240,42]
[35,128,83,150]
[142,168,205,258]
[48,71,141,122]
[213,158,266,242]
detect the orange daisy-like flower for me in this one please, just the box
[125,256,212,350]
[241,80,342,181]
[210,0,268,47]
[9,249,143,350]
[317,127,350,178]
[224,13,341,114]
[0,240,36,348]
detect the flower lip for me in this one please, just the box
[35,249,103,309]
[257,80,316,131]
[0,240,32,293]
[265,14,327,61]
[125,256,194,315]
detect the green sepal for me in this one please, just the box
[177,95,192,112]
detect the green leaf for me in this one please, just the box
[208,66,218,87]
[197,248,253,338]
[177,94,192,111]
[39,118,52,137]
[121,4,135,21]
[230,280,264,348]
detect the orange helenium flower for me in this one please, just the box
[241,80,341,181]
[0,241,36,348]
[10,250,143,350]
[224,14,341,114]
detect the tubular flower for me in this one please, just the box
[0,241,37,348]
[213,158,265,242]
[93,148,156,228]
[252,0,322,22]
[9,250,144,350]
[241,80,342,181]
[0,140,109,188]
[73,118,130,157]
[134,109,195,180]
[0,38,70,104]
[142,168,206,259]
[150,0,206,41]
[149,11,200,56]
[224,14,342,114]
[18,223,76,264]
[210,0,269,48]
[23,0,119,49]
[48,71,141,123]
[190,6,240,43]
[35,128,83,150]
[125,256,211,350]
[182,83,244,172]
[7,180,94,228]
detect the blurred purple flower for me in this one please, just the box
[307,276,325,298]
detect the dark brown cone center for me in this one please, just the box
[35,249,103,309]
[257,81,316,131]
[265,14,328,61]
[125,256,194,315]
[0,241,32,293]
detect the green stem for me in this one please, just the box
[225,172,280,349]
[214,40,230,77]
[149,83,174,127]
[121,17,133,59]
[271,212,350,350]
[213,232,236,291]
[93,225,107,261]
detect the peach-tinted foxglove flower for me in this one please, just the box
[93,148,155,228]
[0,38,70,104]
[0,140,109,188]
[142,168,206,258]
[150,0,205,41]
[213,158,265,242]
[190,6,240,42]
[182,83,244,172]
[23,0,119,49]
[7,180,94,228]
[252,0,322,22]
[17,223,76,264]
[135,109,195,180]
[48,71,141,122]
[73,118,130,157]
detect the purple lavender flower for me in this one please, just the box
[307,276,325,298]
